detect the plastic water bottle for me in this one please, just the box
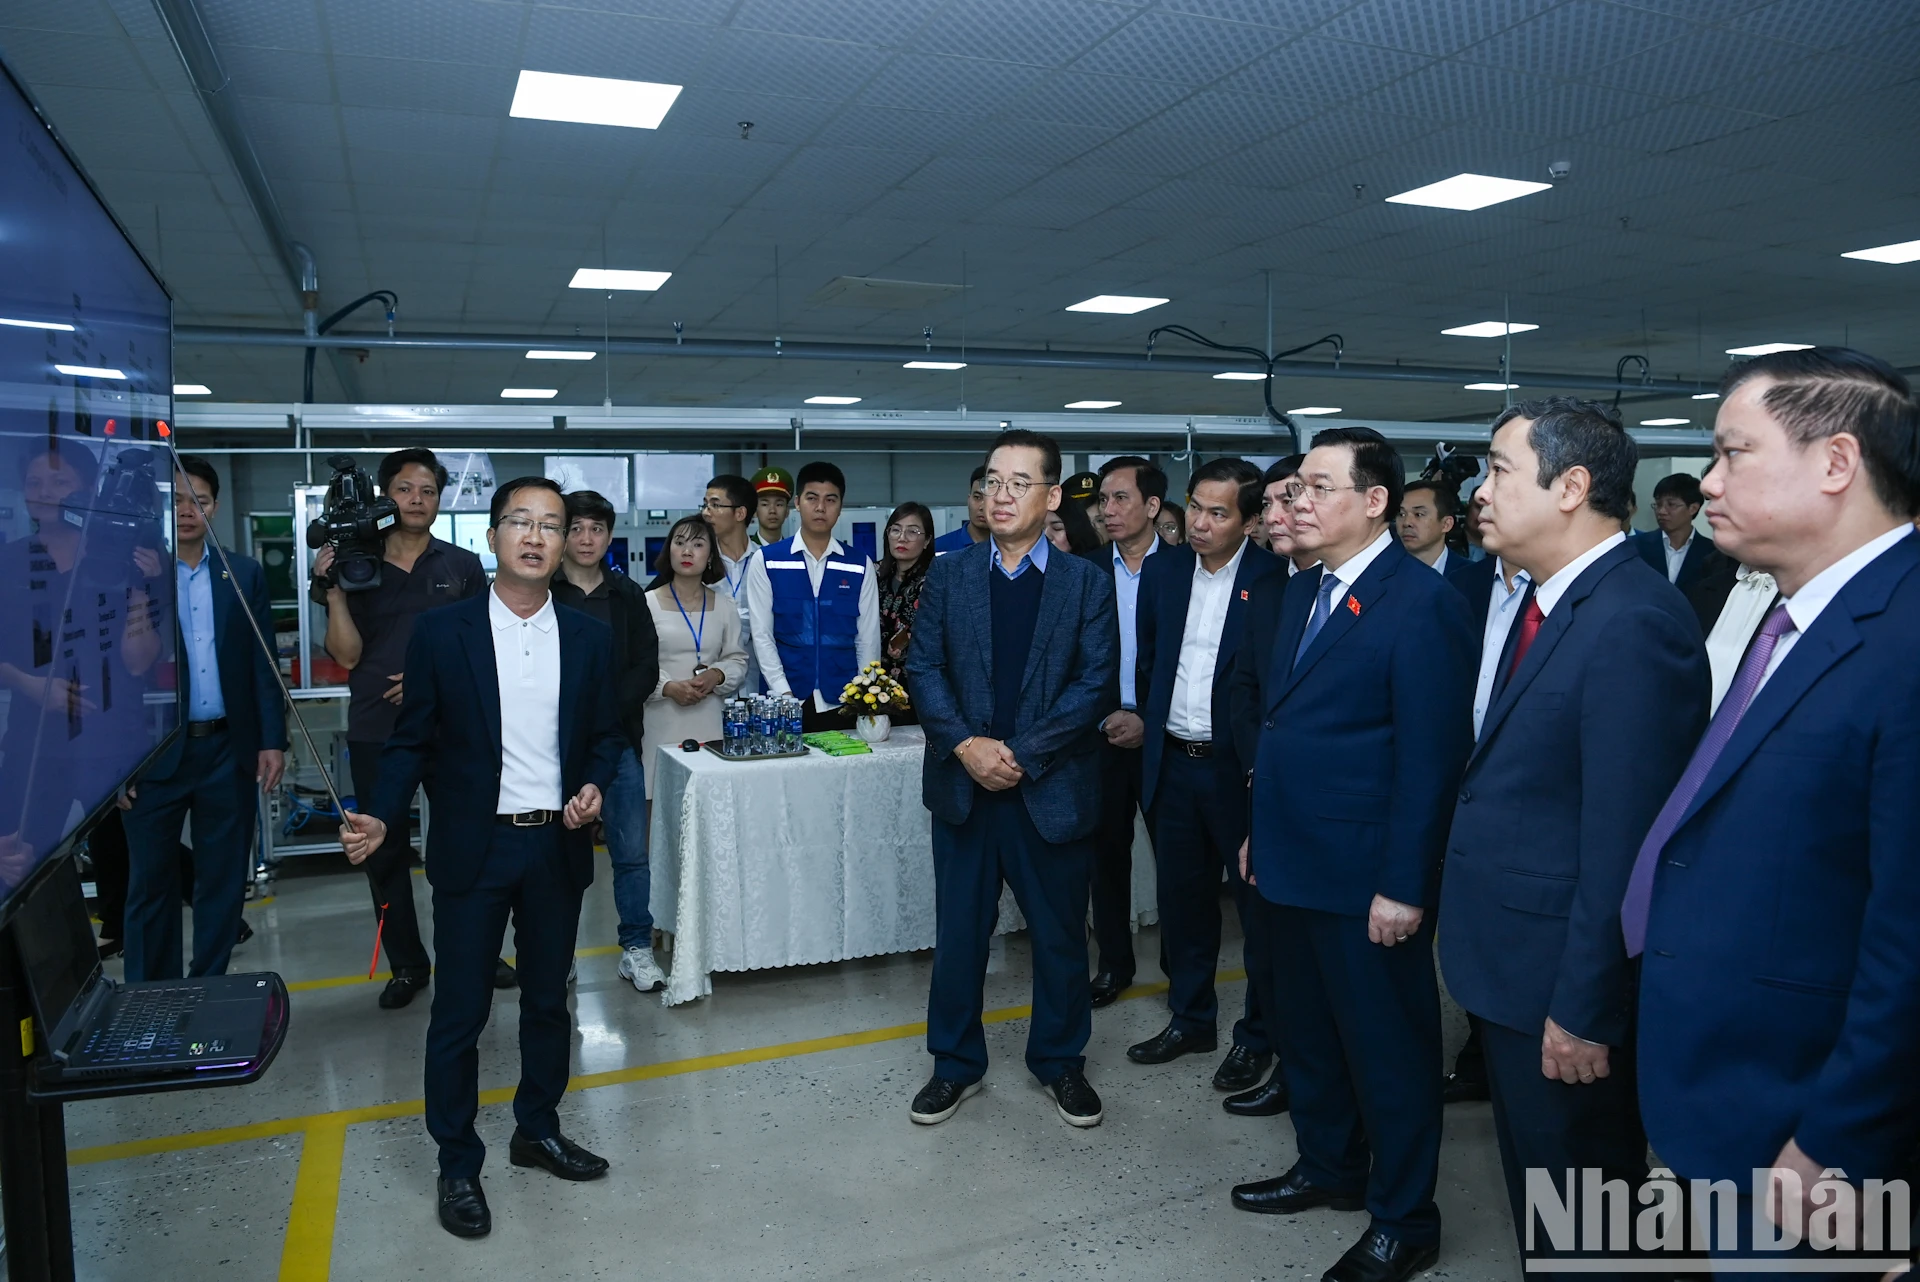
[751,698,770,755]
[722,701,744,755]
[786,697,805,751]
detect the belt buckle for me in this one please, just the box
[511,811,545,827]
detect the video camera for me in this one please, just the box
[61,445,167,586]
[1420,443,1482,505]
[307,454,397,593]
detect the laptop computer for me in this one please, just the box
[13,857,276,1082]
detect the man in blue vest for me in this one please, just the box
[742,461,880,732]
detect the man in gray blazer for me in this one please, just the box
[906,428,1119,1129]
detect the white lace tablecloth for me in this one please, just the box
[648,725,1158,1006]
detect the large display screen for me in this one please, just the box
[0,59,177,909]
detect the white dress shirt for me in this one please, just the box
[1428,545,1450,577]
[1534,531,1626,618]
[1760,523,1913,691]
[1318,526,1396,613]
[1471,558,1532,738]
[490,587,563,813]
[1662,529,1694,583]
[1111,537,1159,709]
[1166,539,1247,741]
[719,545,759,690]
[1703,564,1778,714]
[742,535,881,711]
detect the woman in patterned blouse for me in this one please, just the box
[877,501,935,722]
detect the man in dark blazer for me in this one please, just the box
[1226,427,1477,1282]
[341,476,624,1240]
[1629,348,1920,1261]
[905,429,1118,1130]
[1130,457,1285,1095]
[123,456,287,982]
[1439,399,1709,1265]
[1631,471,1715,593]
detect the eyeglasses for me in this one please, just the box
[700,498,745,514]
[886,524,928,540]
[1281,482,1370,509]
[980,476,1039,499]
[497,515,564,538]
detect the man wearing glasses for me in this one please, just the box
[699,474,762,691]
[341,476,625,1240]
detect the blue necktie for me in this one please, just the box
[1294,573,1341,667]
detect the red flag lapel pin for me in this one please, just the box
[1239,589,1249,600]
[1346,594,1362,616]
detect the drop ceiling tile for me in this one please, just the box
[1727,0,1916,50]
[910,0,1136,69]
[348,147,494,191]
[1154,0,1359,30]
[812,105,972,153]
[3,0,121,37]
[897,154,1053,197]
[1019,165,1166,207]
[325,0,526,64]
[661,87,843,144]
[200,0,326,53]
[729,0,944,45]
[859,186,1004,222]
[1460,1,1692,77]
[539,0,736,21]
[1499,83,1661,137]
[1220,36,1431,103]
[0,25,155,87]
[1318,0,1557,56]
[329,55,518,114]
[340,106,501,155]
[693,27,888,100]
[1071,11,1286,85]
[1358,58,1535,122]
[1835,20,1920,69]
[1701,53,1910,120]
[999,71,1191,130]
[225,47,336,103]
[1583,28,1801,97]
[1588,101,1775,153]
[855,54,1051,113]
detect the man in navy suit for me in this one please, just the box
[341,476,625,1239]
[1631,471,1715,594]
[123,456,286,982]
[1129,457,1285,1094]
[1227,427,1477,1282]
[905,429,1118,1129]
[1439,399,1709,1264]
[1628,348,1920,1262]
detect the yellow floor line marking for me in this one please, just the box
[277,1121,346,1282]
[284,944,624,992]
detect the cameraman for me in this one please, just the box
[309,447,492,1008]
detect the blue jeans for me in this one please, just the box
[603,747,652,948]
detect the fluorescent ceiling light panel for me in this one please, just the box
[1387,173,1552,211]
[1065,295,1168,315]
[500,387,558,399]
[803,395,862,405]
[1065,400,1122,409]
[173,383,211,396]
[1725,342,1813,356]
[1464,382,1519,391]
[1288,406,1342,416]
[1,317,75,331]
[1691,392,1721,400]
[509,70,682,129]
[55,364,125,379]
[526,349,595,360]
[1441,321,1539,337]
[569,268,671,291]
[903,360,967,370]
[1213,371,1266,381]
[1841,238,1920,264]
[1640,418,1690,427]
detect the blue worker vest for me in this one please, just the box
[761,536,867,700]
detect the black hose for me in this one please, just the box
[1146,324,1345,452]
[303,290,399,403]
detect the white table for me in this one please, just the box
[647,725,1158,1006]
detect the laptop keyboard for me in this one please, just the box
[81,987,204,1063]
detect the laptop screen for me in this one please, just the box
[11,856,104,1048]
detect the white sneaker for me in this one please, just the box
[567,957,578,985]
[617,947,667,993]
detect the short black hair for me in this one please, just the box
[795,461,846,499]
[655,514,725,585]
[1721,346,1919,516]
[564,488,616,529]
[176,453,221,501]
[379,447,449,492]
[489,475,565,526]
[1187,456,1264,520]
[1401,478,1458,522]
[1052,493,1102,554]
[985,428,1062,484]
[1261,454,1304,489]
[1097,454,1169,505]
[706,473,755,515]
[1490,398,1636,521]
[19,441,100,491]
[968,464,987,488]
[1651,472,1704,507]
[1309,425,1404,518]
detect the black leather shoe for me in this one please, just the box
[1213,1045,1272,1091]
[1048,1068,1103,1127]
[1089,972,1131,1008]
[1231,1165,1365,1215]
[235,918,254,946]
[1322,1228,1438,1282]
[493,958,519,990]
[1127,1023,1217,1065]
[97,937,124,961]
[1442,1071,1489,1104]
[508,1129,609,1181]
[436,1176,491,1238]
[909,1075,982,1125]
[1224,1065,1291,1117]
[378,974,429,1010]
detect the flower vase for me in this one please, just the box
[854,714,891,743]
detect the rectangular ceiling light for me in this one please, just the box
[509,70,682,130]
[1387,173,1552,211]
[1213,371,1266,380]
[569,268,671,291]
[526,349,595,360]
[1691,392,1721,400]
[1066,295,1168,314]
[804,395,861,405]
[1725,342,1812,356]
[1840,238,1920,264]
[1288,406,1342,416]
[55,363,126,379]
[1065,400,1122,409]
[1640,417,1691,427]
[1464,381,1519,391]
[173,383,212,395]
[903,360,967,370]
[1,317,76,331]
[1441,321,1539,337]
[500,387,558,399]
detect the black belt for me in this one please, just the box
[496,809,559,827]
[1166,734,1213,758]
[185,717,228,738]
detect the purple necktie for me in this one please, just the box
[1621,603,1796,957]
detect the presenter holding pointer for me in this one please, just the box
[340,476,625,1240]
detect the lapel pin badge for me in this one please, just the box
[1239,589,1249,600]
[1346,596,1362,616]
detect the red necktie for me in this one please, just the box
[1507,597,1545,680]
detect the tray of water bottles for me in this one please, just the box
[703,694,813,762]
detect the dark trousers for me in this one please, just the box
[121,732,252,982]
[1148,747,1268,1051]
[928,791,1092,1085]
[1259,898,1444,1245]
[349,741,431,977]
[88,810,130,942]
[1477,1015,1647,1272]
[1091,741,1144,980]
[426,822,583,1178]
